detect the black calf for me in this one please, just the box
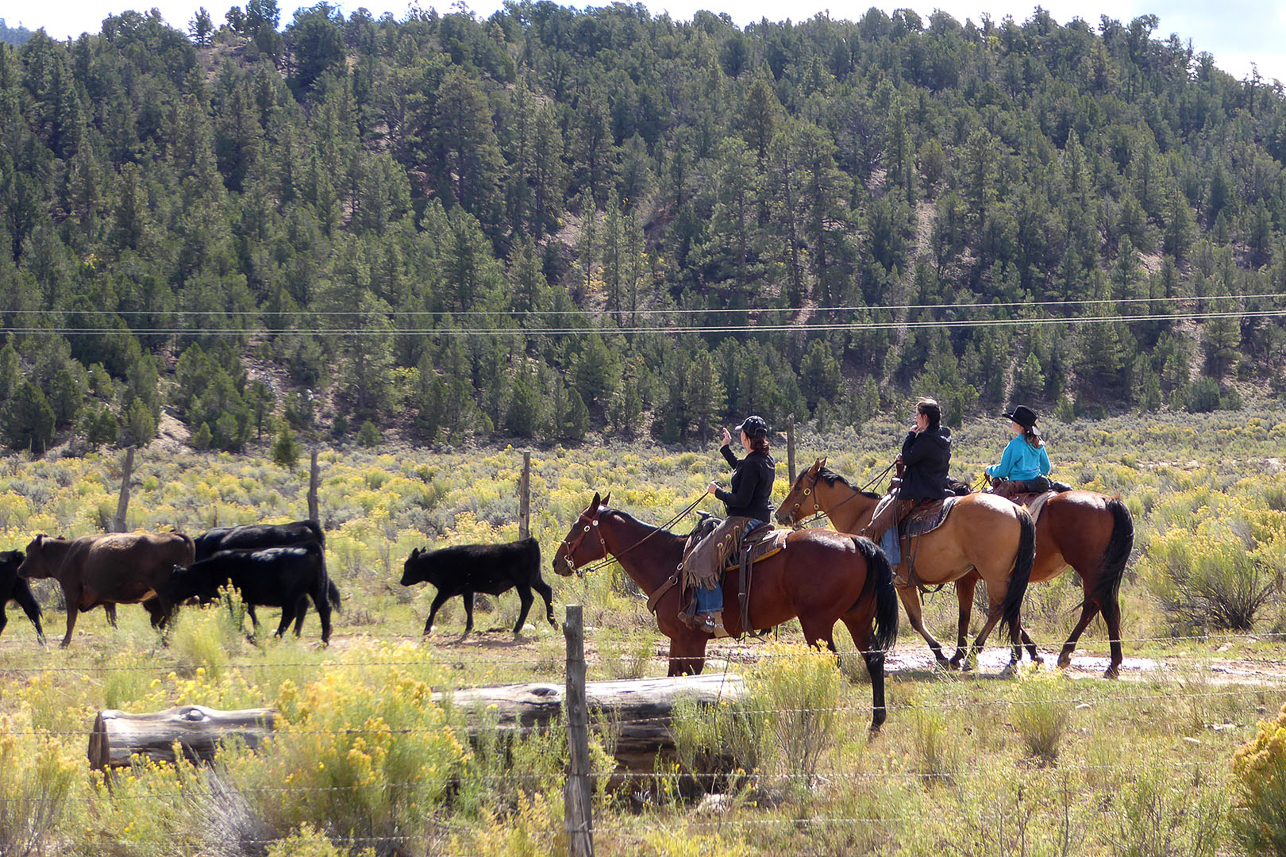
[0,550,44,644]
[400,538,555,636]
[164,543,333,644]
[193,521,338,635]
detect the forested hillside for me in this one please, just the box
[2,2,1285,453]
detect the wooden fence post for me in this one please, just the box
[786,415,796,486]
[564,605,594,857]
[307,450,320,524]
[519,451,531,540]
[112,447,135,533]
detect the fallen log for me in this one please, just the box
[87,674,744,773]
[438,672,746,771]
[88,704,276,771]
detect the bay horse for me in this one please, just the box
[775,460,1035,673]
[778,459,1133,677]
[553,493,899,730]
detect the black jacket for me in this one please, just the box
[714,445,775,521]
[900,426,952,501]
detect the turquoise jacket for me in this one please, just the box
[986,435,1051,482]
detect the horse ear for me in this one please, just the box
[819,456,827,468]
[590,492,601,511]
[601,492,611,506]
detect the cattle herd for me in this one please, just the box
[0,520,557,648]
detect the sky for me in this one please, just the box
[11,0,1286,85]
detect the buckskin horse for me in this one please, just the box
[776,460,1034,673]
[778,458,1131,677]
[553,493,899,730]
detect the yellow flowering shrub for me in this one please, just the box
[1233,702,1286,855]
[0,712,79,856]
[223,658,468,848]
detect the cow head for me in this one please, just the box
[161,563,217,605]
[17,535,52,580]
[400,547,429,587]
[0,550,23,575]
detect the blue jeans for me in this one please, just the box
[697,519,767,612]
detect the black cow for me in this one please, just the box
[194,521,339,634]
[400,538,555,637]
[163,543,333,644]
[194,520,326,561]
[0,550,44,644]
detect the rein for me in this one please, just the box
[787,461,895,529]
[563,493,707,576]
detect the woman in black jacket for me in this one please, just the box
[683,415,775,635]
[861,399,952,566]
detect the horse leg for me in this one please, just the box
[1057,598,1103,671]
[1020,627,1043,665]
[966,586,1023,675]
[513,585,534,636]
[841,611,887,733]
[949,576,977,668]
[896,585,950,666]
[666,634,708,676]
[1101,595,1124,679]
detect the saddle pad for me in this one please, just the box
[722,528,788,572]
[1013,490,1056,527]
[901,496,957,538]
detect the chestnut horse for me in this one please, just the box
[776,461,1035,674]
[778,459,1133,677]
[553,493,899,730]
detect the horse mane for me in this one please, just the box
[607,509,684,538]
[818,467,881,500]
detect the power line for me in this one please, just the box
[1,291,1281,318]
[5,307,1285,336]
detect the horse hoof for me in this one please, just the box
[1104,665,1121,680]
[1000,662,1019,678]
[1032,655,1045,666]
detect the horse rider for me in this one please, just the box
[682,415,776,635]
[860,398,952,567]
[985,405,1051,498]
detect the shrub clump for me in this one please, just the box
[1233,702,1286,855]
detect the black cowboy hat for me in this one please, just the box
[734,415,769,439]
[1002,405,1039,431]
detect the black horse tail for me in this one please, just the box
[999,509,1035,638]
[852,535,898,655]
[1092,498,1134,610]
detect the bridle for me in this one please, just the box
[781,467,825,528]
[559,493,708,577]
[781,461,896,529]
[559,504,611,576]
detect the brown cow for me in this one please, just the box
[18,532,195,647]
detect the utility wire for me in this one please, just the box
[6,307,1286,336]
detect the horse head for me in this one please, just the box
[775,457,826,526]
[553,492,610,576]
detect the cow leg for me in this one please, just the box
[274,603,296,639]
[104,603,118,629]
[246,604,261,634]
[0,603,7,637]
[292,596,309,636]
[313,591,332,646]
[512,585,535,636]
[143,598,168,629]
[461,592,474,637]
[422,591,451,636]
[60,607,79,648]
[532,577,556,627]
[14,582,45,645]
